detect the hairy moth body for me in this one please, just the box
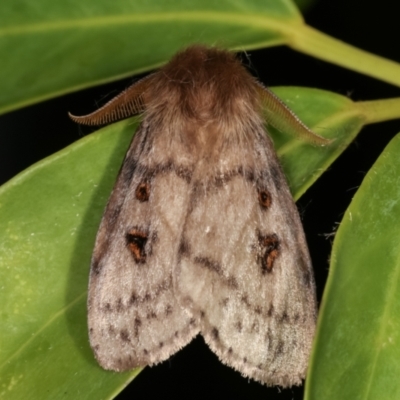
[70,45,324,387]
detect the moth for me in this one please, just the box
[70,45,328,387]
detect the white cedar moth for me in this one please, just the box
[70,45,328,387]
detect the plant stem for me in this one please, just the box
[356,98,400,124]
[291,25,400,88]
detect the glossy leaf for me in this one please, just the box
[0,0,300,114]
[306,133,400,399]
[0,121,141,400]
[0,87,399,399]
[2,0,400,115]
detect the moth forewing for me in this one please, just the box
[87,121,200,370]
[175,125,316,387]
[71,45,320,387]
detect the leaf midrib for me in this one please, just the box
[0,11,301,37]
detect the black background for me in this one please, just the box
[2,0,400,399]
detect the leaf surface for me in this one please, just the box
[306,133,400,400]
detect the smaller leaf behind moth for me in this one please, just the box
[70,45,324,388]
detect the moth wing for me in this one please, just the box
[88,122,199,371]
[175,128,317,387]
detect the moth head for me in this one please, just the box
[145,45,266,136]
[68,45,330,146]
[68,45,262,130]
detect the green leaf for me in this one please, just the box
[0,121,141,400]
[305,133,400,399]
[293,0,318,10]
[272,87,358,199]
[2,0,400,114]
[0,0,301,114]
[1,86,389,399]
